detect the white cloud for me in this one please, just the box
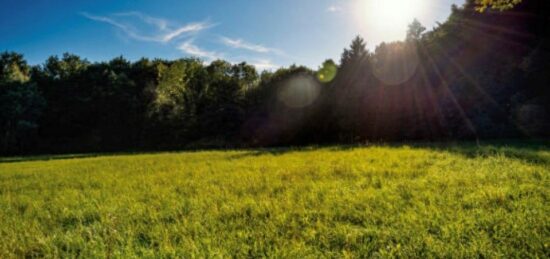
[220,37,283,55]
[178,40,222,61]
[162,23,209,42]
[82,11,284,69]
[81,12,155,41]
[250,59,279,70]
[113,11,169,30]
[81,12,210,43]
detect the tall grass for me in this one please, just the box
[0,143,548,257]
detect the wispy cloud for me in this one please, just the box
[162,23,209,42]
[178,40,222,61]
[220,37,283,55]
[113,11,169,30]
[81,12,210,43]
[82,11,284,69]
[250,59,279,70]
[81,12,154,41]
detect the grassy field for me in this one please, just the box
[0,142,549,258]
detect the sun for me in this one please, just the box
[367,0,421,25]
[355,0,431,41]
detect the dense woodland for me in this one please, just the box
[1,0,549,155]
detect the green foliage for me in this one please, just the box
[151,59,195,117]
[0,82,45,153]
[0,142,548,257]
[0,52,30,83]
[406,19,427,42]
[42,53,89,80]
[316,59,338,83]
[340,36,370,68]
[0,52,45,154]
[476,0,523,12]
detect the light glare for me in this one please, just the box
[356,0,431,42]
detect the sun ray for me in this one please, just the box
[417,42,478,138]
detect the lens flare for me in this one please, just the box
[317,62,338,83]
[373,42,419,85]
[278,75,321,108]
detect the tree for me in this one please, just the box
[34,53,92,152]
[340,36,369,67]
[406,19,426,42]
[201,60,248,139]
[333,36,374,141]
[317,59,338,83]
[0,52,45,154]
[147,58,208,146]
[475,0,522,12]
[0,52,30,84]
[89,56,138,150]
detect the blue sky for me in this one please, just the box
[0,0,464,69]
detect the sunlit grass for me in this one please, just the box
[0,142,548,257]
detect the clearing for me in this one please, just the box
[0,142,548,257]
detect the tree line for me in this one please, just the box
[1,0,549,155]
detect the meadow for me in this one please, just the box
[0,142,548,258]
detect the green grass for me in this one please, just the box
[0,142,549,258]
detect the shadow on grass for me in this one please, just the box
[360,140,550,167]
[227,146,320,159]
[0,153,120,164]
[230,140,550,166]
[0,151,165,164]
[419,140,550,166]
[2,140,549,166]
